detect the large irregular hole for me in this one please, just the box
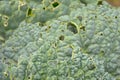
[67,22,78,34]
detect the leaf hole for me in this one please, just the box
[97,1,103,5]
[59,35,64,41]
[67,22,78,34]
[52,2,59,8]
[77,16,82,21]
[27,8,32,16]
[43,7,46,10]
[80,26,85,31]
[115,16,117,18]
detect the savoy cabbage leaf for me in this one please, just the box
[0,0,120,80]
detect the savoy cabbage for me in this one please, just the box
[0,0,120,80]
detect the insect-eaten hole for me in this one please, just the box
[3,15,9,20]
[100,32,103,36]
[27,8,32,17]
[97,1,103,5]
[4,72,8,77]
[67,22,78,34]
[4,21,8,27]
[101,50,105,53]
[77,16,82,21]
[52,2,59,8]
[43,7,46,10]
[87,64,96,70]
[80,26,85,31]
[45,26,51,32]
[40,33,42,37]
[115,16,117,18]
[95,16,97,18]
[28,76,31,79]
[61,29,64,32]
[54,43,57,47]
[59,35,64,41]
[4,57,6,60]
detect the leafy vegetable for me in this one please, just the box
[0,0,120,80]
